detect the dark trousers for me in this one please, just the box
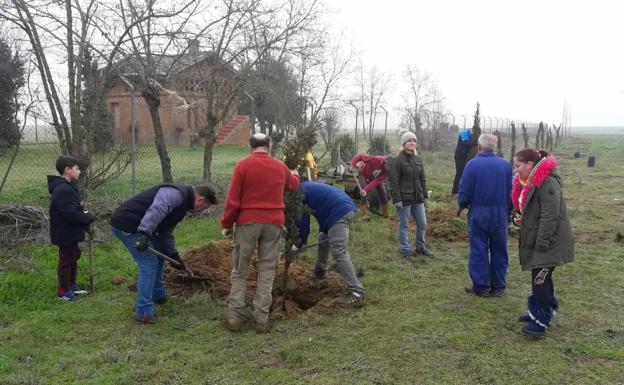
[531,266,555,310]
[452,157,467,194]
[58,244,81,293]
[357,175,389,204]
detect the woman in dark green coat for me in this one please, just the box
[512,149,575,337]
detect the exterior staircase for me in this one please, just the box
[215,115,250,145]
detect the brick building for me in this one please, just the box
[106,45,250,147]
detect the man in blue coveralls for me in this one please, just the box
[458,134,512,297]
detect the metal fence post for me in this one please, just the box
[119,75,137,195]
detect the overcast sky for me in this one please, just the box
[333,0,624,128]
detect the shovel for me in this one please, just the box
[146,247,210,282]
[351,170,367,202]
[87,225,95,293]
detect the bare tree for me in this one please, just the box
[170,0,324,182]
[509,121,517,163]
[354,64,391,140]
[104,0,207,182]
[401,65,443,145]
[2,0,135,187]
[296,27,354,129]
[554,123,561,147]
[521,123,529,148]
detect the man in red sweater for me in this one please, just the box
[221,133,300,333]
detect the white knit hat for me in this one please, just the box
[401,131,417,146]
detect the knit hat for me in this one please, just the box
[401,131,417,146]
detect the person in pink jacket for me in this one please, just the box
[349,153,391,219]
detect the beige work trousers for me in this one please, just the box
[227,223,281,324]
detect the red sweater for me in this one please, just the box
[221,151,300,229]
[350,154,389,193]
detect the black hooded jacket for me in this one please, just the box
[47,176,95,246]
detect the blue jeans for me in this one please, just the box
[112,227,166,317]
[398,203,427,256]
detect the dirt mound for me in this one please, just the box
[163,240,348,319]
[389,207,467,242]
[427,208,468,241]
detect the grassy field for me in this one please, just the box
[0,144,249,205]
[1,135,624,384]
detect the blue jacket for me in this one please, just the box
[458,151,512,229]
[297,182,356,240]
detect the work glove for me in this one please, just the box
[394,201,403,212]
[169,252,186,270]
[424,199,428,209]
[135,232,150,252]
[221,228,233,238]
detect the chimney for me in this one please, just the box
[187,39,200,55]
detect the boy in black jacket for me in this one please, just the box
[48,156,95,302]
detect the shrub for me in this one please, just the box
[367,135,391,155]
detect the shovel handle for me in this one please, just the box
[87,230,94,293]
[351,171,368,204]
[146,246,184,268]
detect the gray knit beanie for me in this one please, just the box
[401,131,417,146]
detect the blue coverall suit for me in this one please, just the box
[458,151,512,294]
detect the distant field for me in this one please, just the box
[572,126,624,135]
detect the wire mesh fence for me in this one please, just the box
[0,124,246,206]
[0,122,555,208]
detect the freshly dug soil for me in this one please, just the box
[426,207,468,241]
[162,240,349,319]
[389,207,468,242]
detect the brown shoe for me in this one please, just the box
[224,314,243,332]
[135,315,159,324]
[359,204,370,221]
[381,203,390,218]
[254,321,271,334]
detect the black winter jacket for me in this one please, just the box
[388,151,427,204]
[47,176,95,246]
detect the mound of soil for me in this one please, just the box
[427,208,468,241]
[389,207,468,242]
[162,240,348,319]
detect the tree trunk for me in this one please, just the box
[0,141,20,195]
[146,99,173,183]
[202,115,219,182]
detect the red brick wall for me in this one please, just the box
[219,117,251,146]
[106,82,236,146]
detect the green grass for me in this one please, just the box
[0,144,249,205]
[1,135,624,384]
